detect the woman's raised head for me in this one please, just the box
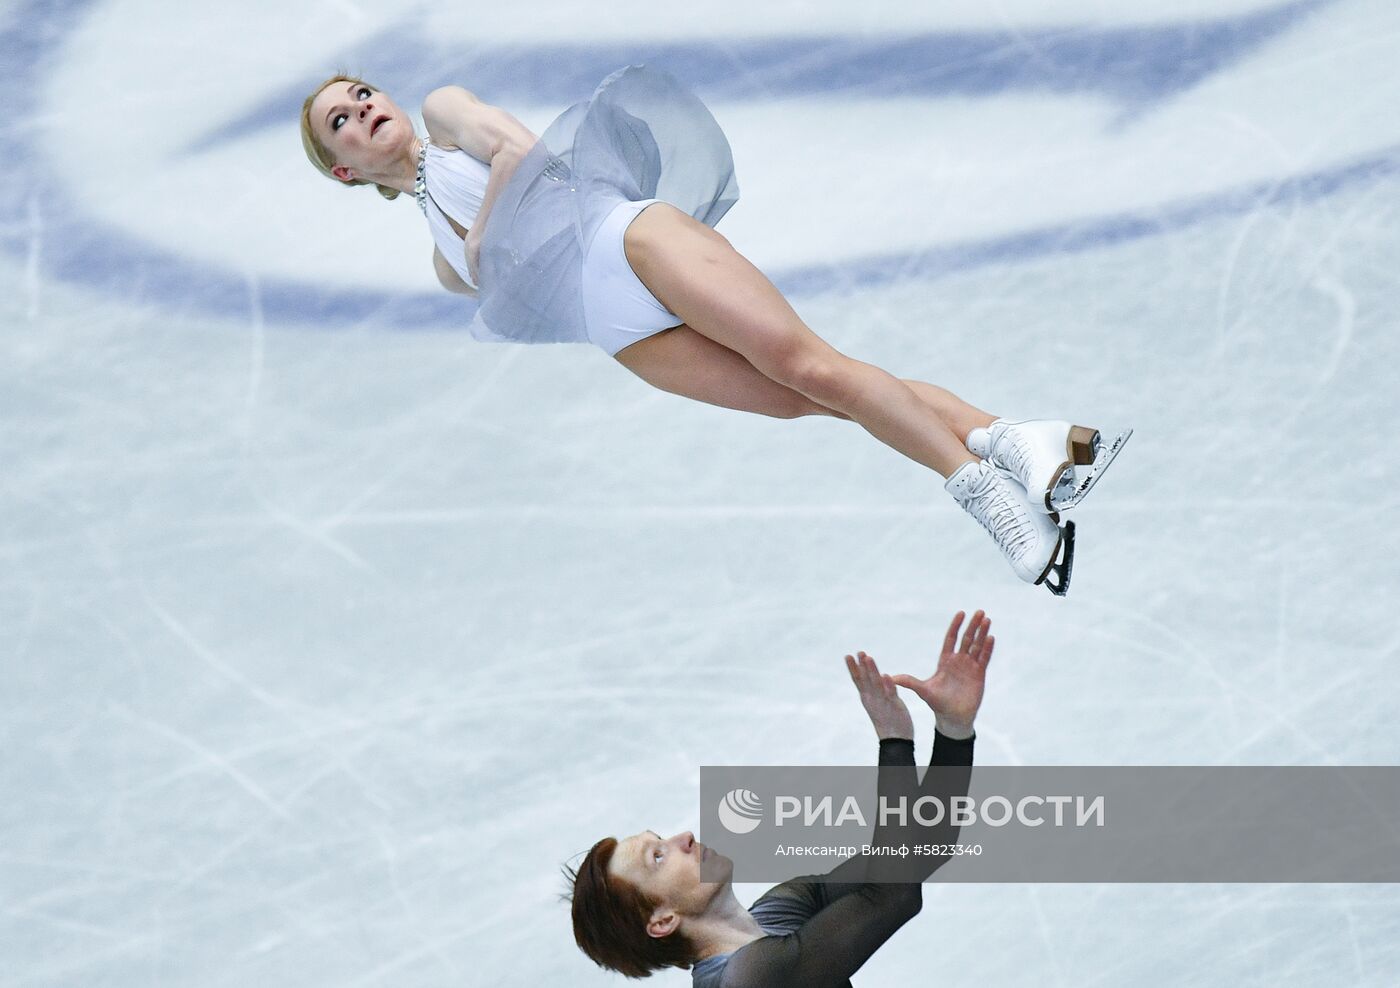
[301,74,408,201]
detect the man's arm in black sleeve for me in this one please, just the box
[723,732,974,987]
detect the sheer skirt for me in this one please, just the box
[470,65,741,346]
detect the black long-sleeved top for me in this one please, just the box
[691,731,975,988]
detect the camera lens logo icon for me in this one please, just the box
[717,789,764,835]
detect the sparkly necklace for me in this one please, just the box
[413,139,430,214]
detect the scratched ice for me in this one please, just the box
[3,0,1399,985]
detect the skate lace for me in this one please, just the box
[969,474,1034,559]
[996,429,1035,487]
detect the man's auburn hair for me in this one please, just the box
[565,836,698,978]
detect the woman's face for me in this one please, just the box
[308,80,413,183]
[609,829,731,934]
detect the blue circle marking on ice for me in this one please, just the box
[718,788,764,835]
[5,0,1398,330]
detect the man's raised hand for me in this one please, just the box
[890,610,993,740]
[845,651,915,743]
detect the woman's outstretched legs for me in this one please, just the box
[615,326,996,443]
[623,203,986,478]
[615,324,847,420]
[616,202,1075,593]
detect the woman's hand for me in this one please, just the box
[890,611,993,740]
[846,651,914,742]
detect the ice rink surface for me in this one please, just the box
[4,0,1400,984]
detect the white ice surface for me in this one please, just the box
[3,1,1400,986]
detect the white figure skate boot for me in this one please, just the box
[966,419,1132,513]
[945,460,1074,595]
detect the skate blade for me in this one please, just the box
[1049,428,1133,512]
[1039,519,1075,597]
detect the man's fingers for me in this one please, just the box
[942,611,964,656]
[889,674,929,700]
[960,609,985,653]
[971,616,990,657]
[853,651,886,695]
[981,636,995,667]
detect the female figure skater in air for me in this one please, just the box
[300,66,1130,594]
[564,609,993,985]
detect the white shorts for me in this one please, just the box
[581,199,685,356]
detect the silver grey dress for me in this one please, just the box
[470,64,740,345]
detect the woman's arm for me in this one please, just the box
[422,86,539,283]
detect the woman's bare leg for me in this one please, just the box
[614,325,848,419]
[625,203,980,477]
[617,324,996,441]
[899,381,995,443]
[616,329,993,441]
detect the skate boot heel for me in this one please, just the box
[1068,426,1100,466]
